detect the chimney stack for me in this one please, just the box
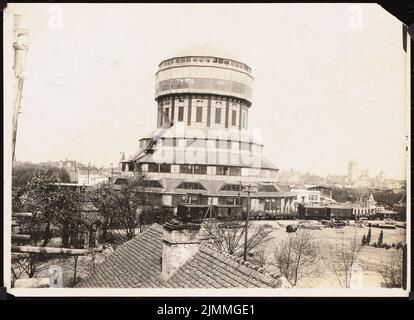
[161,206,202,279]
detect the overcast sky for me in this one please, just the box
[6,3,408,179]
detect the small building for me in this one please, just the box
[352,193,382,218]
[290,188,321,211]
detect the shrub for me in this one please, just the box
[377,230,384,246]
[366,228,371,244]
[361,234,366,245]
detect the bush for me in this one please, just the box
[366,228,371,244]
[361,234,366,245]
[377,230,384,246]
[380,251,403,288]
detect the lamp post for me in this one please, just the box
[242,183,258,261]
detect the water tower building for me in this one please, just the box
[120,44,295,214]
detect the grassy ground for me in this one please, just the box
[249,220,406,288]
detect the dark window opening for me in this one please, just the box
[180,164,193,174]
[145,180,163,188]
[216,166,230,176]
[159,163,171,173]
[196,106,203,122]
[148,163,159,172]
[215,108,221,124]
[229,167,241,176]
[219,184,242,191]
[178,106,184,121]
[176,182,207,190]
[193,165,207,175]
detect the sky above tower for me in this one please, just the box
[5,3,408,179]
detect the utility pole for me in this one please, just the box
[238,180,242,208]
[242,183,257,261]
[12,14,30,164]
[243,185,251,261]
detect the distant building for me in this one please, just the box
[58,159,80,182]
[290,188,321,211]
[325,174,347,187]
[352,193,383,217]
[278,170,303,185]
[307,185,336,205]
[347,160,359,183]
[77,167,112,186]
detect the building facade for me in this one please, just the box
[120,44,295,214]
[290,188,321,211]
[352,194,384,217]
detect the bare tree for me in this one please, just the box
[11,253,50,280]
[250,245,270,270]
[203,221,273,258]
[379,251,403,288]
[274,229,318,286]
[328,230,362,288]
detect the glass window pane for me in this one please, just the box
[215,108,221,124]
[178,106,184,121]
[232,110,237,126]
[196,106,203,122]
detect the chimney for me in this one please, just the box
[161,206,202,279]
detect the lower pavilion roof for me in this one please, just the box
[133,151,279,171]
[125,125,279,171]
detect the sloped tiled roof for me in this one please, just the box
[76,224,284,288]
[135,151,278,170]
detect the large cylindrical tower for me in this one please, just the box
[155,43,252,130]
[120,44,295,215]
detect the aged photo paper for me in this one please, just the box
[3,3,411,297]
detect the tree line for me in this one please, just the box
[12,163,168,249]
